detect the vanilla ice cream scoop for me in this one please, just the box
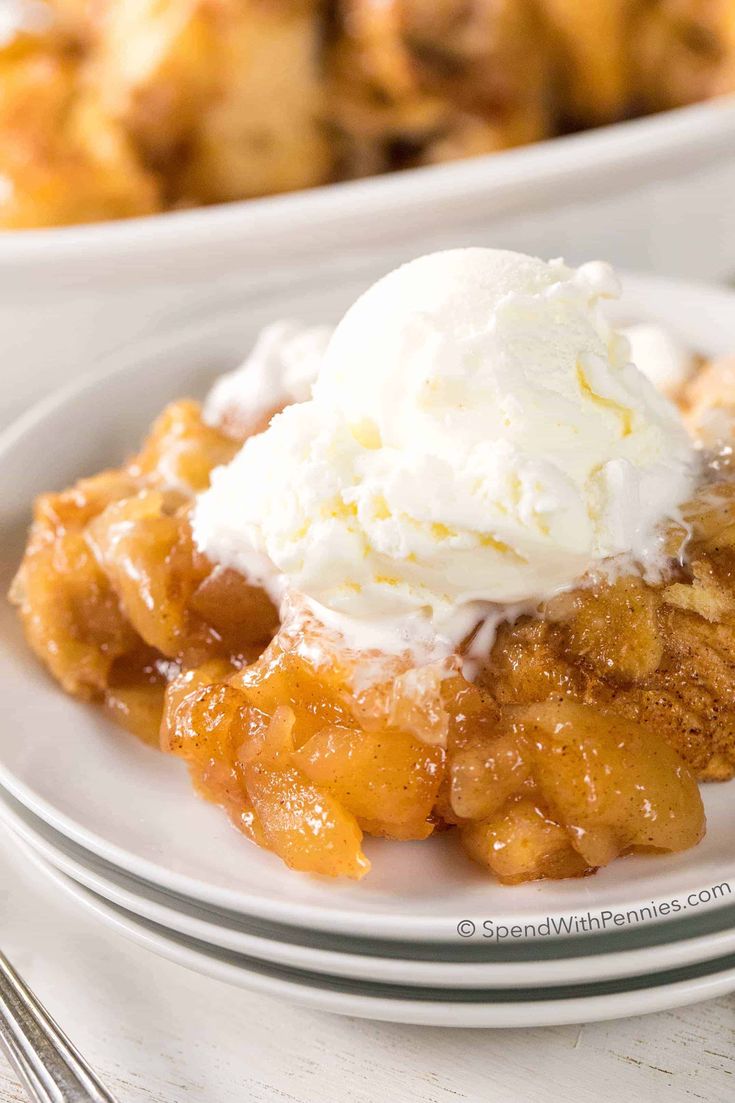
[194,249,696,649]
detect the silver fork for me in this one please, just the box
[0,950,119,1102]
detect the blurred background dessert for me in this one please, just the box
[2,0,735,229]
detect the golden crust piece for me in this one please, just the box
[91,0,332,204]
[632,0,735,112]
[328,0,553,176]
[178,0,333,203]
[537,0,634,125]
[0,27,161,228]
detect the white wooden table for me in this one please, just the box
[1,834,733,1103]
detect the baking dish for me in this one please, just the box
[2,93,735,426]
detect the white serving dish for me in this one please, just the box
[2,95,735,426]
[17,839,735,1028]
[5,788,735,991]
[1,273,735,944]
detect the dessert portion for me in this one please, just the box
[2,0,735,227]
[11,248,735,884]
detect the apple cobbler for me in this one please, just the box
[2,0,735,227]
[10,273,735,883]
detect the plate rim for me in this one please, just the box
[15,836,735,1029]
[5,786,735,989]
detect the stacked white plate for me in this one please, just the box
[2,270,735,1027]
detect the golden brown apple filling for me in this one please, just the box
[10,363,735,882]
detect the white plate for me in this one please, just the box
[2,276,735,941]
[16,837,735,1029]
[4,787,735,990]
